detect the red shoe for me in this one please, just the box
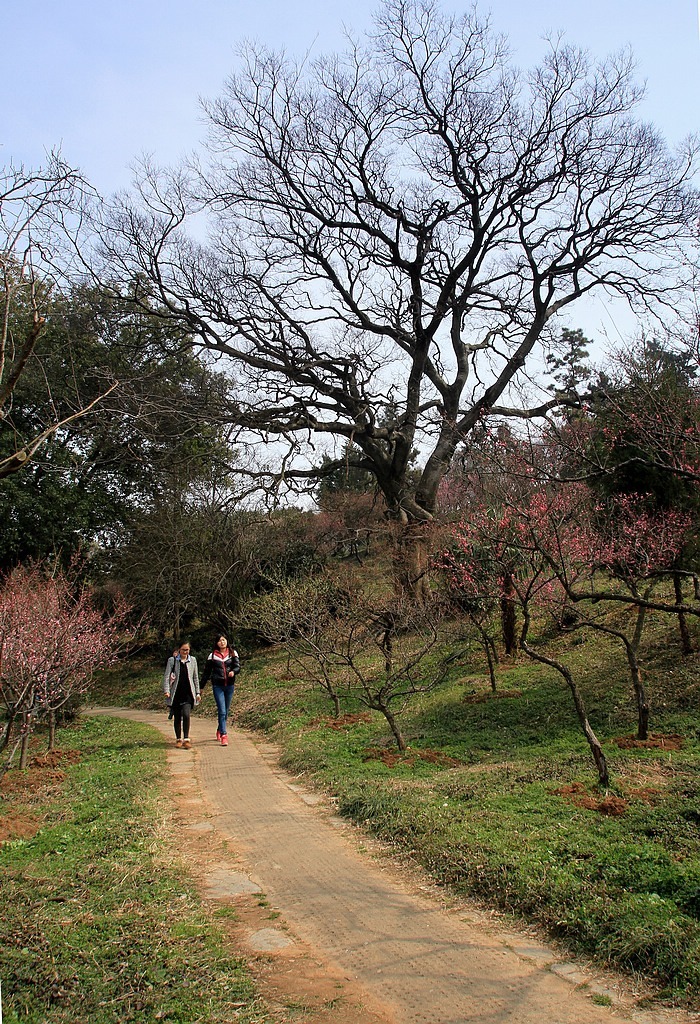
[216,730,221,742]
[220,734,228,746]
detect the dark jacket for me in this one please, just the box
[201,649,240,688]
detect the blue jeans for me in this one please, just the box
[212,683,235,736]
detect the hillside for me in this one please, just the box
[93,599,700,1007]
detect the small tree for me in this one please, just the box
[526,487,694,740]
[0,562,130,771]
[443,500,611,786]
[584,338,700,656]
[545,328,593,411]
[243,571,355,716]
[246,570,454,750]
[444,421,700,740]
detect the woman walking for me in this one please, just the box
[163,641,200,748]
[201,634,240,746]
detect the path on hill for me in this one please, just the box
[91,708,691,1024]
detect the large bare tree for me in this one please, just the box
[99,0,698,595]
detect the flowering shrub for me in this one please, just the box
[0,562,130,769]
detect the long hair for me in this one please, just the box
[212,634,231,655]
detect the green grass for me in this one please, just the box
[87,652,168,710]
[0,716,271,1024]
[234,611,700,1006]
[35,601,700,1008]
[591,993,613,1006]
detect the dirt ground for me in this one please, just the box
[175,807,396,1024]
[89,710,700,1024]
[0,748,82,842]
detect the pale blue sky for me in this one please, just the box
[4,0,698,196]
[3,0,698,345]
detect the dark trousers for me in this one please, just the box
[173,701,192,739]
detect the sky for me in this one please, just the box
[3,0,699,341]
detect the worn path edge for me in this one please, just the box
[89,709,697,1024]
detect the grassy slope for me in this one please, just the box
[67,599,700,1006]
[0,716,271,1024]
[89,652,180,711]
[233,609,700,1006]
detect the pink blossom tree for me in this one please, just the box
[440,497,614,782]
[517,485,694,740]
[442,458,697,766]
[546,336,700,654]
[0,562,130,771]
[441,491,613,784]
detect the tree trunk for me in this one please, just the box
[19,716,31,769]
[381,626,394,675]
[520,613,609,787]
[524,645,609,787]
[471,620,498,692]
[317,664,341,718]
[48,709,57,751]
[632,603,647,651]
[624,636,649,741]
[392,523,432,604]
[483,639,497,692]
[673,572,693,656]
[628,609,650,740]
[585,619,649,741]
[1,733,24,778]
[380,705,406,751]
[500,571,517,656]
[0,713,15,755]
[624,645,649,741]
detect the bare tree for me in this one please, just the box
[242,571,354,718]
[245,571,454,750]
[99,0,698,597]
[0,153,120,476]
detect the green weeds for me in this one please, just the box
[0,716,270,1024]
[240,621,700,1005]
[79,609,700,1006]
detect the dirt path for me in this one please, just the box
[92,709,698,1024]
